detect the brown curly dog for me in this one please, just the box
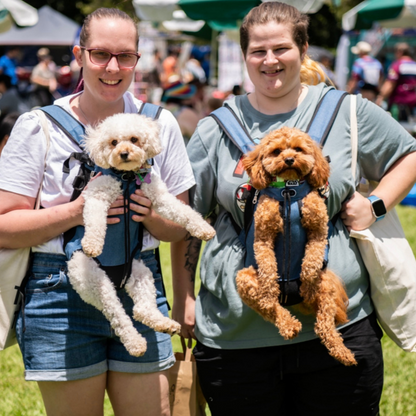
[236,126,357,366]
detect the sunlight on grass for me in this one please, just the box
[1,208,416,415]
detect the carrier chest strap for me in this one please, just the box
[210,89,348,154]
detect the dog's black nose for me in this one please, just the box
[120,152,129,160]
[285,157,295,166]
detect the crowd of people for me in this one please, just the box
[0,2,416,416]
[347,39,416,122]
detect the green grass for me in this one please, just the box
[1,206,416,415]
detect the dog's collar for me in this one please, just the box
[269,176,305,189]
[110,167,152,185]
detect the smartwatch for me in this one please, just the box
[367,195,387,222]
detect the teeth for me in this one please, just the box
[102,79,119,85]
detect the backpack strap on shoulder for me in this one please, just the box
[139,102,163,120]
[210,103,256,154]
[41,105,94,201]
[306,89,348,146]
[41,105,86,147]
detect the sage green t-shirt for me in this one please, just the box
[187,83,416,349]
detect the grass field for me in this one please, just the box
[1,205,416,415]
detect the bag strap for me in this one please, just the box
[306,89,349,146]
[40,105,85,147]
[180,336,193,362]
[31,109,51,209]
[210,89,348,155]
[14,110,52,315]
[210,103,256,154]
[350,94,358,181]
[139,102,163,120]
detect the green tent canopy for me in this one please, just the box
[343,0,416,31]
[178,0,261,25]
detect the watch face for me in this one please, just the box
[372,198,387,217]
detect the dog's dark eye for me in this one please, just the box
[130,137,138,143]
[295,147,303,152]
[273,149,281,155]
[111,140,118,146]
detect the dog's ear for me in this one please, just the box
[83,124,111,169]
[242,146,270,190]
[143,119,162,158]
[307,142,330,188]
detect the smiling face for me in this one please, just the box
[244,21,307,104]
[73,17,138,107]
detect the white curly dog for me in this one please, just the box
[67,113,215,357]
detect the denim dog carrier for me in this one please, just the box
[210,89,348,305]
[41,103,163,290]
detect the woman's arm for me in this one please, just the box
[341,151,416,231]
[171,233,202,340]
[0,190,84,249]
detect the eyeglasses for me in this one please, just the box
[80,47,140,69]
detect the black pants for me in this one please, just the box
[194,313,383,416]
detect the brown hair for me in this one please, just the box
[74,8,139,93]
[240,2,327,86]
[79,8,139,47]
[395,42,412,57]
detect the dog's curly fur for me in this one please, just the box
[67,113,216,357]
[236,126,356,366]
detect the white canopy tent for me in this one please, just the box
[0,5,80,46]
[0,0,38,33]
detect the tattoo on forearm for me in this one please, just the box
[184,232,202,283]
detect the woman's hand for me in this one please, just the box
[106,189,153,225]
[340,191,375,232]
[172,296,196,340]
[129,189,153,222]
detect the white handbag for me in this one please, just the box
[0,110,50,350]
[348,94,416,352]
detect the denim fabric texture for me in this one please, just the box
[16,250,174,381]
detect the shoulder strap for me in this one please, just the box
[306,89,348,146]
[210,103,256,154]
[139,102,163,120]
[40,105,85,146]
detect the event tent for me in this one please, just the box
[0,5,79,46]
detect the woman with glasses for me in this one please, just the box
[0,8,194,416]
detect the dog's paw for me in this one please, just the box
[160,320,181,336]
[81,239,103,258]
[192,222,216,241]
[278,319,302,340]
[125,337,147,357]
[144,316,181,336]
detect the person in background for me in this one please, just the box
[0,111,20,157]
[161,80,201,146]
[0,46,21,87]
[0,8,194,416]
[318,55,337,87]
[0,74,27,117]
[30,47,58,107]
[347,41,383,102]
[160,47,180,88]
[376,42,416,121]
[172,2,416,415]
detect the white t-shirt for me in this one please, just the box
[0,91,195,253]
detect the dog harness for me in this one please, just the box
[40,103,162,290]
[210,89,348,305]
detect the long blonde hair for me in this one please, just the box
[240,2,329,86]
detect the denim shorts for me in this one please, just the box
[16,250,175,382]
